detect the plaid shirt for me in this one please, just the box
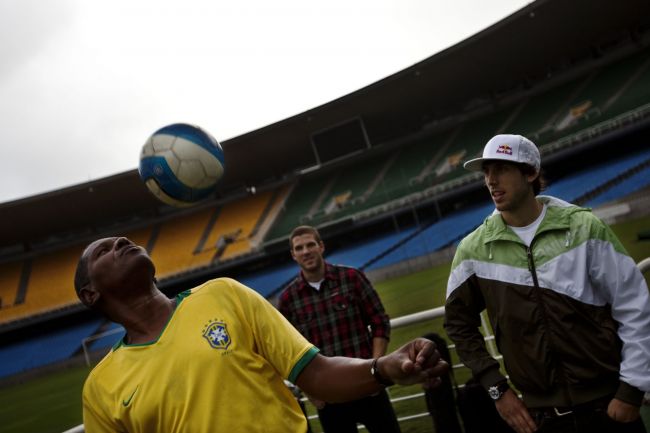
[278,262,390,359]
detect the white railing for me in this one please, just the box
[81,327,124,367]
[62,257,650,433]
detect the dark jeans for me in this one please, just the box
[531,404,647,433]
[317,389,401,433]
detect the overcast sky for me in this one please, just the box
[0,0,529,204]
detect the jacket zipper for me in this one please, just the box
[526,238,572,405]
[526,245,539,288]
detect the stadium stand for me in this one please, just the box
[545,148,650,202]
[372,131,452,203]
[256,146,650,297]
[266,177,327,241]
[249,184,293,246]
[218,189,275,260]
[0,262,22,312]
[327,226,419,270]
[606,49,650,117]
[87,321,125,352]
[366,203,494,271]
[548,49,650,136]
[0,319,102,378]
[426,110,512,183]
[305,154,388,223]
[585,164,650,208]
[149,207,219,277]
[0,246,84,324]
[0,226,153,326]
[146,190,276,276]
[506,78,587,141]
[123,227,155,252]
[234,261,297,299]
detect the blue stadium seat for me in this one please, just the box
[367,203,493,270]
[327,227,418,269]
[239,150,650,301]
[0,319,102,378]
[239,228,419,297]
[88,321,126,351]
[239,263,298,298]
[585,165,650,207]
[544,148,650,202]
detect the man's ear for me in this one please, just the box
[79,286,100,307]
[526,170,539,184]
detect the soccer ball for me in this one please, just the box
[139,123,225,207]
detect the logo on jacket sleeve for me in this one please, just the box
[202,320,232,350]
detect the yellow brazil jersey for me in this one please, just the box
[82,278,319,433]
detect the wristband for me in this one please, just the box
[370,357,394,387]
[488,381,510,401]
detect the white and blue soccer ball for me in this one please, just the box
[139,123,225,207]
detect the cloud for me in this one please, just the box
[0,0,74,82]
[0,0,530,203]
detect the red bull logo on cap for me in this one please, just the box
[496,144,513,155]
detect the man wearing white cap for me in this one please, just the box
[444,134,650,433]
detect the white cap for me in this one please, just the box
[464,134,540,172]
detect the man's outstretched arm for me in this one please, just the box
[295,337,448,403]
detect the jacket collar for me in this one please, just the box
[482,195,584,244]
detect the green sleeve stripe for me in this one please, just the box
[112,339,124,351]
[176,289,192,304]
[288,346,319,384]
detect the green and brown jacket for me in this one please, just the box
[444,196,650,408]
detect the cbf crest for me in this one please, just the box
[202,319,232,350]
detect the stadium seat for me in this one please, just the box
[0,262,22,316]
[0,318,102,377]
[544,148,650,203]
[586,165,650,208]
[0,246,84,324]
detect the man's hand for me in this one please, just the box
[607,398,640,422]
[494,388,537,433]
[377,337,449,388]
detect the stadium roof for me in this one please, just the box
[2,0,650,254]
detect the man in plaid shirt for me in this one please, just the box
[278,225,401,433]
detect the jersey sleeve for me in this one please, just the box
[224,278,319,383]
[82,376,123,433]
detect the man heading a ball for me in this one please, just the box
[74,236,448,433]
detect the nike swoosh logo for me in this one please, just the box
[122,387,138,407]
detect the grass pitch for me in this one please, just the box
[0,365,89,433]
